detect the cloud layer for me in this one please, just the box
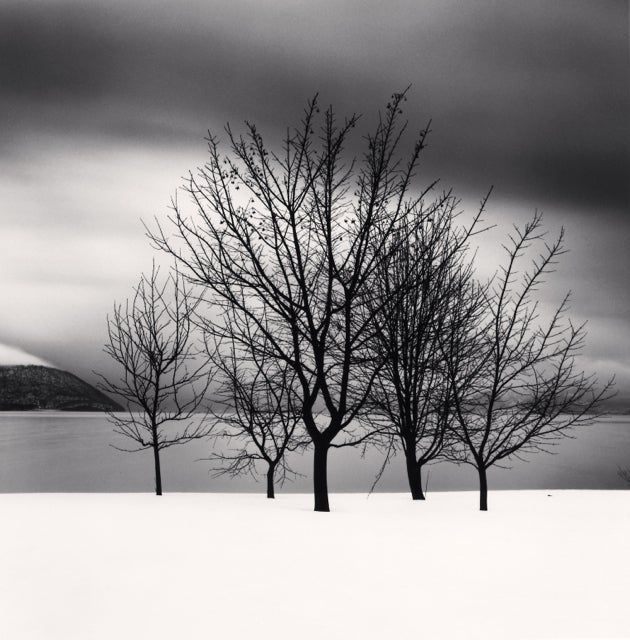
[0,0,627,391]
[0,343,53,367]
[1,0,627,212]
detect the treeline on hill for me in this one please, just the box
[98,91,613,511]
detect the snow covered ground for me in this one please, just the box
[1,491,628,640]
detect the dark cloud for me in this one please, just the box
[1,0,627,214]
[0,0,628,386]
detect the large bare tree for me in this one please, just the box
[99,264,212,495]
[441,214,614,510]
[367,194,487,499]
[149,91,433,510]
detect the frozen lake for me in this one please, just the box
[0,412,629,493]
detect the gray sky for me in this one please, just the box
[1,0,628,402]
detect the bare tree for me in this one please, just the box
[208,330,307,498]
[367,195,486,499]
[149,90,433,510]
[441,214,614,510]
[98,264,212,495]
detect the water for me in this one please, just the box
[0,412,629,493]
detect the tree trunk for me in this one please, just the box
[405,454,425,500]
[313,441,330,512]
[152,442,163,496]
[478,465,488,511]
[266,464,275,499]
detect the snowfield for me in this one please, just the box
[1,491,628,640]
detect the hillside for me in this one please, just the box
[0,365,123,411]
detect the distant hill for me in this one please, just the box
[0,365,123,412]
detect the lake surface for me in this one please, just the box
[0,412,629,493]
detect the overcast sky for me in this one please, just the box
[1,0,628,402]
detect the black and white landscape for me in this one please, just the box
[0,1,628,639]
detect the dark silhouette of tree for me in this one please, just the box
[207,330,307,498]
[98,264,212,495]
[618,467,630,485]
[441,214,614,511]
[367,195,487,499]
[149,90,432,511]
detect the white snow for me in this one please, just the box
[0,491,628,640]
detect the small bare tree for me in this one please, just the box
[367,195,486,499]
[208,330,307,498]
[441,214,614,510]
[149,90,434,511]
[98,264,212,495]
